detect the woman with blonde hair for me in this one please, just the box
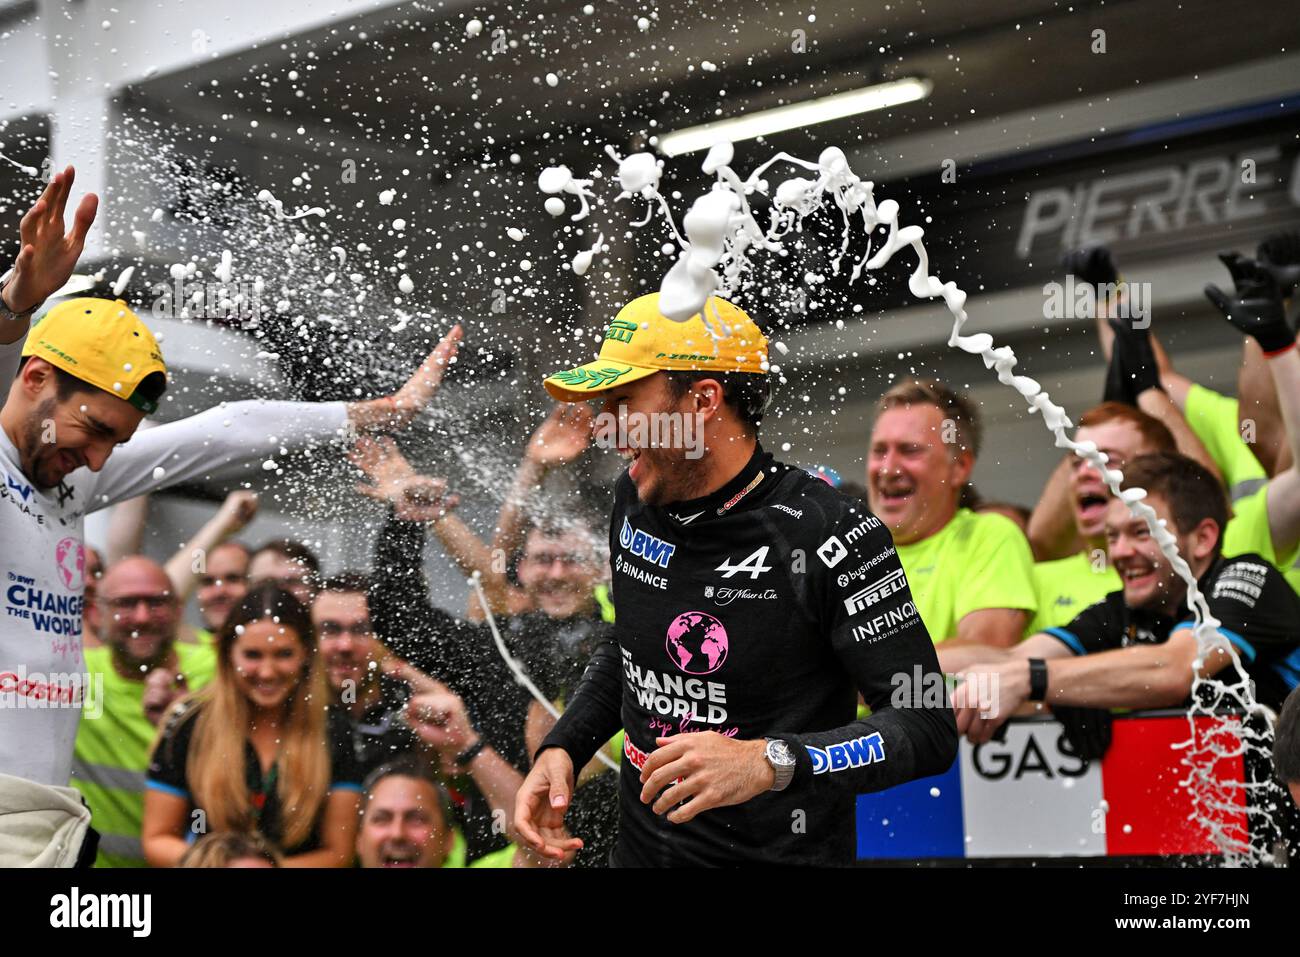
[142,584,362,866]
[178,831,282,868]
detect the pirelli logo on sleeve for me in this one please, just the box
[843,568,908,615]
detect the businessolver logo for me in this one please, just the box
[843,568,908,615]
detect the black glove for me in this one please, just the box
[1062,244,1119,288]
[1052,705,1113,762]
[1257,230,1300,299]
[1205,252,1296,355]
[1106,314,1161,401]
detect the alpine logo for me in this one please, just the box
[817,535,848,568]
[715,546,772,580]
[620,518,677,568]
[671,510,706,525]
[807,733,885,775]
[843,569,908,615]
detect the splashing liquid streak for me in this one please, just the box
[547,142,1281,865]
[470,573,619,774]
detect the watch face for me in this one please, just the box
[768,740,796,767]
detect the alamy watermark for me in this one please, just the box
[593,407,706,459]
[150,274,263,327]
[1043,275,1151,328]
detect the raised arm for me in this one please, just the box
[351,435,517,619]
[492,404,593,561]
[1028,454,1084,561]
[1206,252,1300,557]
[1,166,97,348]
[163,490,258,606]
[86,326,462,510]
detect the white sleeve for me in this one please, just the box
[85,399,349,511]
[0,337,23,398]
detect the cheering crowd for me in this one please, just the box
[3,167,1300,868]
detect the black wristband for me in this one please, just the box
[454,738,486,767]
[1028,658,1049,702]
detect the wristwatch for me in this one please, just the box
[1028,658,1049,702]
[764,737,797,792]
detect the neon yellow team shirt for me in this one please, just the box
[72,643,217,867]
[893,508,1038,643]
[1183,383,1268,502]
[444,830,516,868]
[1185,385,1300,595]
[1028,551,1121,634]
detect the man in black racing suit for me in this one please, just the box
[514,292,958,866]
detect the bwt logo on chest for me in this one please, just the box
[620,518,676,567]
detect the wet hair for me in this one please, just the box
[317,572,370,597]
[252,539,321,581]
[1120,453,1228,560]
[876,379,982,460]
[1274,687,1300,785]
[1078,402,1176,455]
[178,831,282,868]
[662,370,772,435]
[361,755,452,824]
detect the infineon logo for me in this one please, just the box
[619,518,677,568]
[843,569,908,615]
[807,732,886,775]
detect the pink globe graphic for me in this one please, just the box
[665,611,729,675]
[55,537,84,591]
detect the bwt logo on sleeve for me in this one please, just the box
[807,732,886,774]
[843,569,908,615]
[620,518,676,568]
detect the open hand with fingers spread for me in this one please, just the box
[2,165,98,325]
[1205,252,1296,356]
[350,435,460,521]
[526,403,594,468]
[347,324,463,432]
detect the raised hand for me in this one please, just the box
[214,489,259,536]
[1205,252,1295,355]
[1061,244,1118,289]
[350,435,460,521]
[348,324,463,432]
[1256,230,1300,299]
[2,165,98,317]
[526,402,593,468]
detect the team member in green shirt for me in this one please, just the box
[867,380,1037,647]
[1028,249,1300,632]
[72,557,216,867]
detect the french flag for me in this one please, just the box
[855,715,1249,860]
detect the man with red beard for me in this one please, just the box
[866,379,1037,648]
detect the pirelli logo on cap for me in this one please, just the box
[843,568,908,616]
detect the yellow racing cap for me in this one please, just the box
[22,298,168,414]
[543,292,768,402]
